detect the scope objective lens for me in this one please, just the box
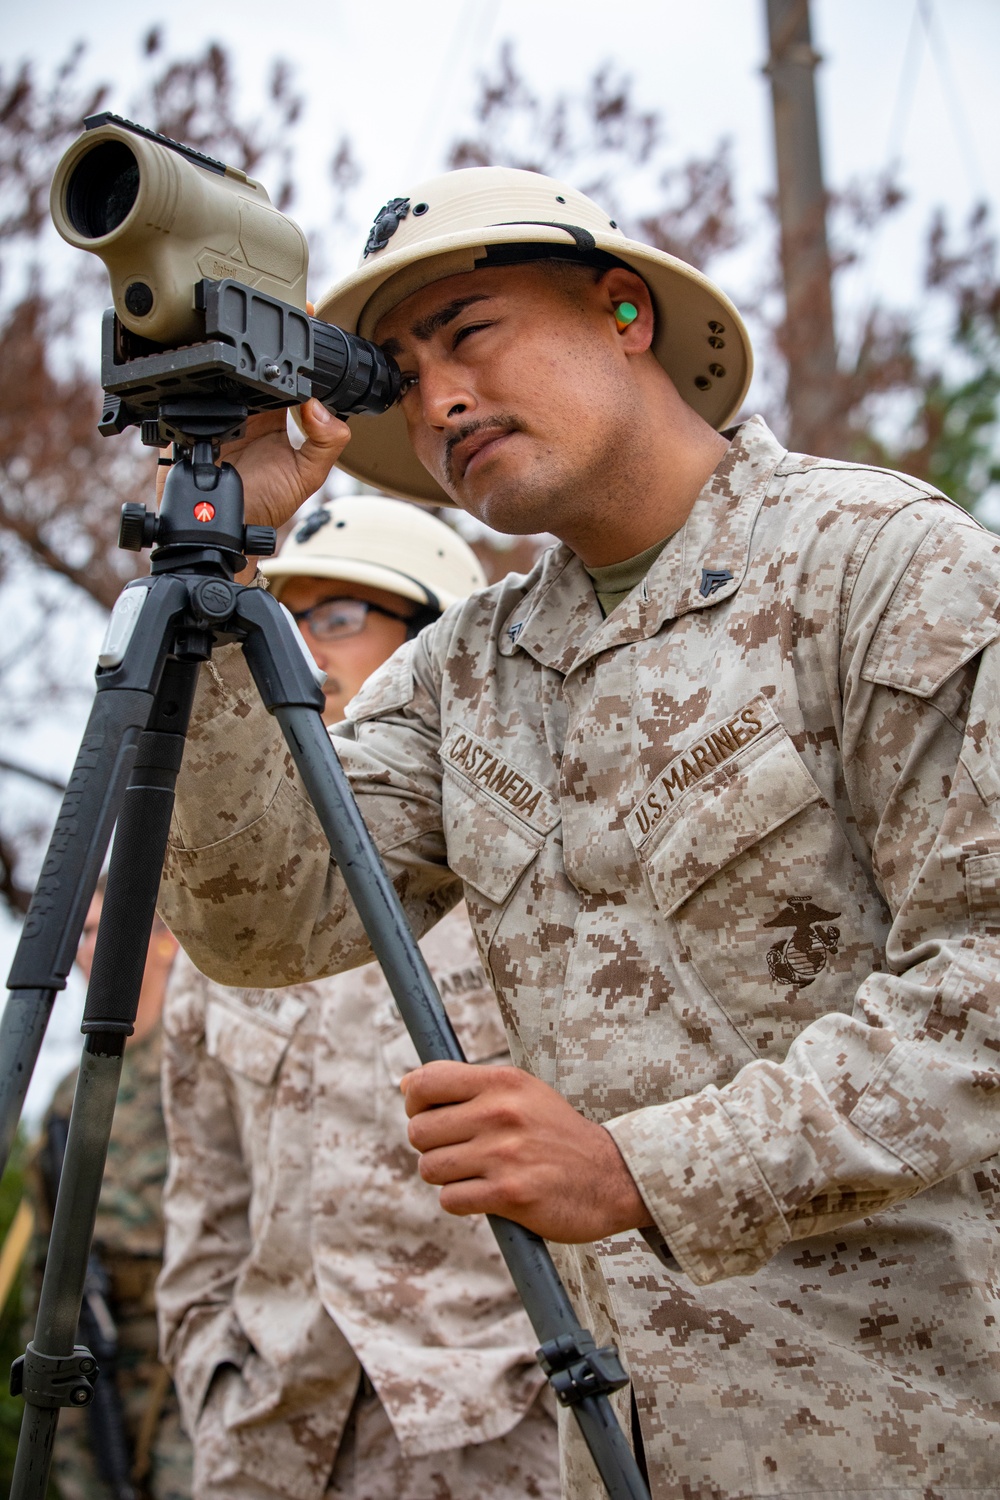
[66,142,140,240]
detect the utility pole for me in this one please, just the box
[764,0,839,454]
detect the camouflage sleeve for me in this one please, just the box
[159,627,461,987]
[606,507,1000,1285]
[158,956,254,1431]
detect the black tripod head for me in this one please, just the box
[117,394,277,582]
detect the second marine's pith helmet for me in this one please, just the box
[260,493,487,611]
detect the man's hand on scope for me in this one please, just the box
[155,397,350,583]
[401,1060,654,1244]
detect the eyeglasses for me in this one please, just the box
[288,596,412,641]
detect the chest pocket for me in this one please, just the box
[205,993,307,1087]
[627,715,889,1059]
[439,729,559,908]
[376,972,511,1087]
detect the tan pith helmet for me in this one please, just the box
[260,493,487,610]
[315,165,753,507]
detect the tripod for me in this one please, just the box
[2,400,650,1500]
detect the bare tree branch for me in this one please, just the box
[0,759,66,793]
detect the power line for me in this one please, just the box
[918,0,986,201]
[403,0,501,183]
[835,1,924,377]
[883,0,923,173]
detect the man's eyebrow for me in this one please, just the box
[379,295,493,357]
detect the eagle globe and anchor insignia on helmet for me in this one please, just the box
[295,508,332,543]
[765,898,842,987]
[364,197,412,257]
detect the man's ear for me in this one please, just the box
[599,268,655,353]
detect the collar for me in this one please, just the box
[499,415,787,675]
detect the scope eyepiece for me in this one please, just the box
[65,141,140,240]
[310,322,400,418]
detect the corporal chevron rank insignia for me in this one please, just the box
[700,568,734,597]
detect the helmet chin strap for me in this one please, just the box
[405,604,441,641]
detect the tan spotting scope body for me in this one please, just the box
[50,114,309,345]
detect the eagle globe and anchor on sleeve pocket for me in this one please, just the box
[625,697,890,1060]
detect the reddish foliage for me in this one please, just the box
[449,43,739,272]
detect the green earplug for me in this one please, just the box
[614,302,639,330]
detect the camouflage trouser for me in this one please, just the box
[49,1363,192,1500]
[194,1375,561,1500]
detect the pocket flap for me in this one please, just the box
[629,728,822,918]
[440,729,557,905]
[378,996,510,1082]
[205,996,305,1085]
[442,769,544,904]
[966,850,1000,928]
[861,517,1000,698]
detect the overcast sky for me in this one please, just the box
[3,0,999,1115]
[6,0,1000,305]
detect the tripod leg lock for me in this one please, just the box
[537,1329,630,1407]
[9,1342,100,1409]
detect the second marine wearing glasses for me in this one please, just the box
[280,518,442,726]
[157,495,560,1500]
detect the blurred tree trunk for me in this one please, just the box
[764,0,839,454]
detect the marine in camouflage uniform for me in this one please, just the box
[158,169,1000,1498]
[158,905,557,1500]
[30,1023,192,1500]
[157,496,558,1499]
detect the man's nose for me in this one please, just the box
[419,365,477,428]
[313,647,334,679]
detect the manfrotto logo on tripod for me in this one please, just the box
[764,898,841,987]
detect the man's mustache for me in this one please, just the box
[444,416,522,486]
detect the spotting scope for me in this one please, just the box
[50,114,399,440]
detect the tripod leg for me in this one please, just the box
[1,573,192,1177]
[11,1035,127,1500]
[11,661,198,1500]
[80,660,198,1039]
[0,991,58,1171]
[0,687,155,1174]
[238,597,649,1500]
